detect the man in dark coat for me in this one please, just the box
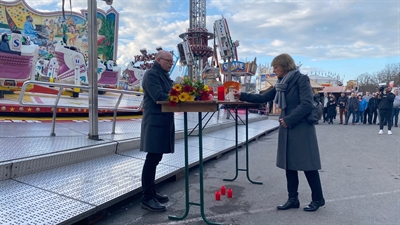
[234,53,324,212]
[376,86,395,135]
[337,92,348,124]
[140,50,175,212]
[345,92,359,125]
[368,93,378,124]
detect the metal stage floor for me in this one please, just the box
[0,110,279,225]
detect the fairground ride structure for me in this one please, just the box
[178,0,214,80]
[121,47,179,91]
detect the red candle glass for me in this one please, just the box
[220,186,226,195]
[217,86,225,100]
[227,188,233,198]
[215,191,221,201]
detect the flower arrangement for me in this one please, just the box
[168,77,213,106]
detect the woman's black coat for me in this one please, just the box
[240,72,321,171]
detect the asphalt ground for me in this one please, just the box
[92,116,400,225]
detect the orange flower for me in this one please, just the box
[170,95,179,103]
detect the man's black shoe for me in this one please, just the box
[304,198,325,212]
[155,192,169,203]
[141,198,166,212]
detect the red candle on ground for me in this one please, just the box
[220,186,226,195]
[217,86,224,100]
[227,188,233,198]
[215,191,221,201]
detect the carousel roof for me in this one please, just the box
[318,86,346,93]
[260,76,323,92]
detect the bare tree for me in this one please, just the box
[357,62,400,92]
[357,73,378,93]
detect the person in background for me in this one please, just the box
[328,93,337,121]
[363,92,372,124]
[322,92,329,123]
[140,50,175,212]
[234,53,325,212]
[345,92,359,125]
[368,93,378,124]
[313,93,323,124]
[327,96,337,124]
[391,88,400,127]
[337,92,348,124]
[377,86,395,135]
[356,94,367,124]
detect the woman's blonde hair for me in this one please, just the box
[271,53,296,72]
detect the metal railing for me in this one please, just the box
[18,80,143,136]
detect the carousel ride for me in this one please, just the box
[0,31,39,97]
[121,47,178,91]
[0,0,141,116]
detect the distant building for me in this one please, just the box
[308,74,342,87]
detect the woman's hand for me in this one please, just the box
[279,118,288,128]
[233,90,241,99]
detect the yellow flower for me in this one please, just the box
[187,95,195,101]
[203,85,209,91]
[170,95,179,103]
[173,84,182,92]
[179,92,189,102]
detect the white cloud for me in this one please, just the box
[4,0,399,79]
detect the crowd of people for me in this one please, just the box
[315,88,400,135]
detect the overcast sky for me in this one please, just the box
[13,0,400,83]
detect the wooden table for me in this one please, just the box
[158,100,221,225]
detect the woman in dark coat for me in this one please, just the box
[140,50,175,212]
[234,53,324,211]
[327,97,337,124]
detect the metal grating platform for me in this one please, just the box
[0,179,95,225]
[0,123,86,138]
[0,110,278,225]
[0,136,109,162]
[120,143,221,168]
[15,154,179,209]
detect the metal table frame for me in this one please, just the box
[220,101,263,185]
[158,101,221,225]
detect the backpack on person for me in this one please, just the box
[306,101,322,124]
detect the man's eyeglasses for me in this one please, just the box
[160,58,174,64]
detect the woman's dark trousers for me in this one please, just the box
[286,170,324,201]
[142,153,163,201]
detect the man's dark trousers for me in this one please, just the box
[142,153,163,200]
[363,108,370,124]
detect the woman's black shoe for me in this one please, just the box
[277,198,300,210]
[303,199,325,212]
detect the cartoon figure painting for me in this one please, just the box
[23,15,47,46]
[0,0,119,61]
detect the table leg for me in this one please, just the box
[223,106,239,181]
[224,106,263,184]
[198,112,222,225]
[169,112,190,220]
[169,112,222,225]
[245,107,263,185]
